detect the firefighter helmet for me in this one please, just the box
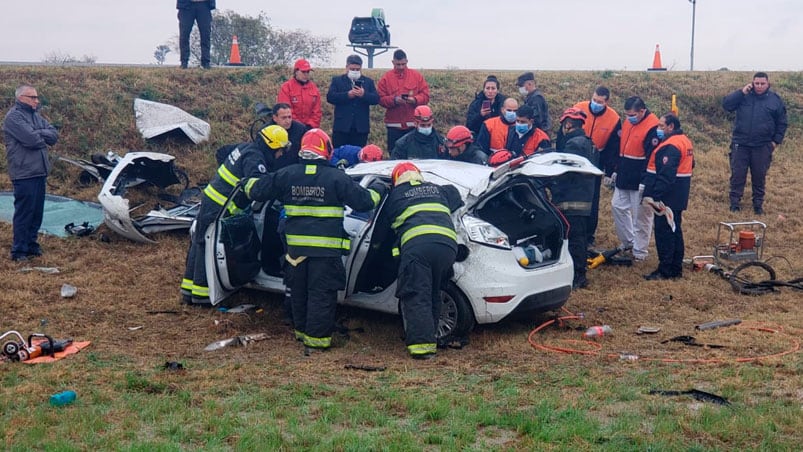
[259,125,290,150]
[391,161,421,186]
[488,150,513,166]
[358,144,384,162]
[413,105,433,121]
[445,125,473,147]
[299,128,333,159]
[560,107,587,124]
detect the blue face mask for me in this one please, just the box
[515,123,531,134]
[503,110,517,122]
[626,115,639,125]
[589,100,604,114]
[417,126,433,136]
[656,129,666,140]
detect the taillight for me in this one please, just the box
[483,295,514,303]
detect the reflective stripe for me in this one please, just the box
[408,343,437,355]
[369,189,381,206]
[217,164,239,187]
[392,247,400,257]
[286,234,350,250]
[192,284,209,297]
[305,165,317,175]
[244,177,258,198]
[400,224,457,247]
[294,330,305,341]
[203,184,242,215]
[181,278,193,291]
[303,335,331,348]
[284,205,344,218]
[391,203,451,230]
[622,155,646,160]
[556,201,592,211]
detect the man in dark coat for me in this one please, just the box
[176,0,215,69]
[326,55,380,148]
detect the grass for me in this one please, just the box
[1,67,802,449]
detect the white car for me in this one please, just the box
[205,153,602,339]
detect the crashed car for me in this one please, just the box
[205,153,602,339]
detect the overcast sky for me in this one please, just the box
[1,0,801,71]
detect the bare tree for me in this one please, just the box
[154,45,171,65]
[42,51,96,65]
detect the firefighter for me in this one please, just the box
[244,129,386,352]
[377,162,464,359]
[181,125,290,306]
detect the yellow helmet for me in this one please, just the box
[259,125,290,150]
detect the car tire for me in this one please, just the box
[438,282,475,340]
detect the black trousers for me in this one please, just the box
[182,198,220,300]
[11,176,46,258]
[654,209,684,277]
[396,243,456,350]
[332,129,369,149]
[288,256,346,348]
[565,214,589,285]
[178,3,213,67]
[586,176,602,246]
[729,143,773,209]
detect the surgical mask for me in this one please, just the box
[347,70,361,80]
[626,115,639,125]
[503,110,517,122]
[417,126,433,136]
[518,86,528,96]
[515,123,531,134]
[590,100,604,114]
[656,129,666,140]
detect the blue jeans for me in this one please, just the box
[11,176,46,258]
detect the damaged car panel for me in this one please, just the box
[206,156,599,339]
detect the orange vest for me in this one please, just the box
[520,128,551,156]
[619,113,659,160]
[483,116,513,151]
[573,101,620,150]
[648,133,694,177]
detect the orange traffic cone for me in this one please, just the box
[647,44,667,71]
[227,35,244,66]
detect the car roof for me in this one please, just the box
[347,160,493,196]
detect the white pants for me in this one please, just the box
[611,188,654,259]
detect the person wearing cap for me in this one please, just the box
[390,105,446,160]
[476,97,518,154]
[516,71,551,134]
[181,125,290,306]
[330,144,385,169]
[642,113,694,281]
[372,162,463,359]
[244,129,387,353]
[277,59,322,129]
[377,49,431,151]
[465,75,506,135]
[550,108,596,289]
[326,54,380,148]
[265,102,309,169]
[176,0,215,69]
[444,126,487,165]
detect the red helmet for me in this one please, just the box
[488,150,513,166]
[413,105,433,121]
[445,125,473,147]
[358,144,384,162]
[300,128,333,159]
[391,161,421,186]
[560,107,587,124]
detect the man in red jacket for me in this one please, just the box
[277,59,322,129]
[377,49,430,151]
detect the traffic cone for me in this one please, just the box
[647,44,667,71]
[227,35,244,66]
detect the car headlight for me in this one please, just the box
[461,215,511,249]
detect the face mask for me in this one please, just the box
[417,126,433,136]
[656,129,666,140]
[518,86,528,96]
[347,70,361,80]
[503,110,517,122]
[626,115,639,125]
[590,101,604,114]
[515,123,531,134]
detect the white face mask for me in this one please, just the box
[518,86,529,96]
[348,70,361,80]
[417,126,433,136]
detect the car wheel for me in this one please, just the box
[438,282,475,340]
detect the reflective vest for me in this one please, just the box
[648,133,694,177]
[573,101,620,151]
[620,113,659,160]
[506,127,551,157]
[483,116,514,151]
[203,140,272,214]
[384,180,460,255]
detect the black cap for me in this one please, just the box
[516,72,535,86]
[346,54,362,66]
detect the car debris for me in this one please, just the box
[204,333,269,351]
[695,319,742,331]
[134,98,210,144]
[18,267,61,274]
[60,284,77,298]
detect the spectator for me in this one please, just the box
[176,0,215,69]
[609,96,660,261]
[267,103,308,169]
[476,97,518,154]
[506,105,551,156]
[516,71,550,134]
[722,72,788,215]
[3,84,59,262]
[465,75,505,135]
[444,126,487,165]
[377,49,431,151]
[278,59,322,129]
[643,114,694,280]
[391,106,445,160]
[326,54,379,148]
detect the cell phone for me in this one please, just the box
[354,79,364,88]
[482,100,492,110]
[401,93,409,99]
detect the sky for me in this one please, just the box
[1,0,801,71]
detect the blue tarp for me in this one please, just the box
[0,192,103,238]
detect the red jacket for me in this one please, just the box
[377,68,430,129]
[277,78,322,128]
